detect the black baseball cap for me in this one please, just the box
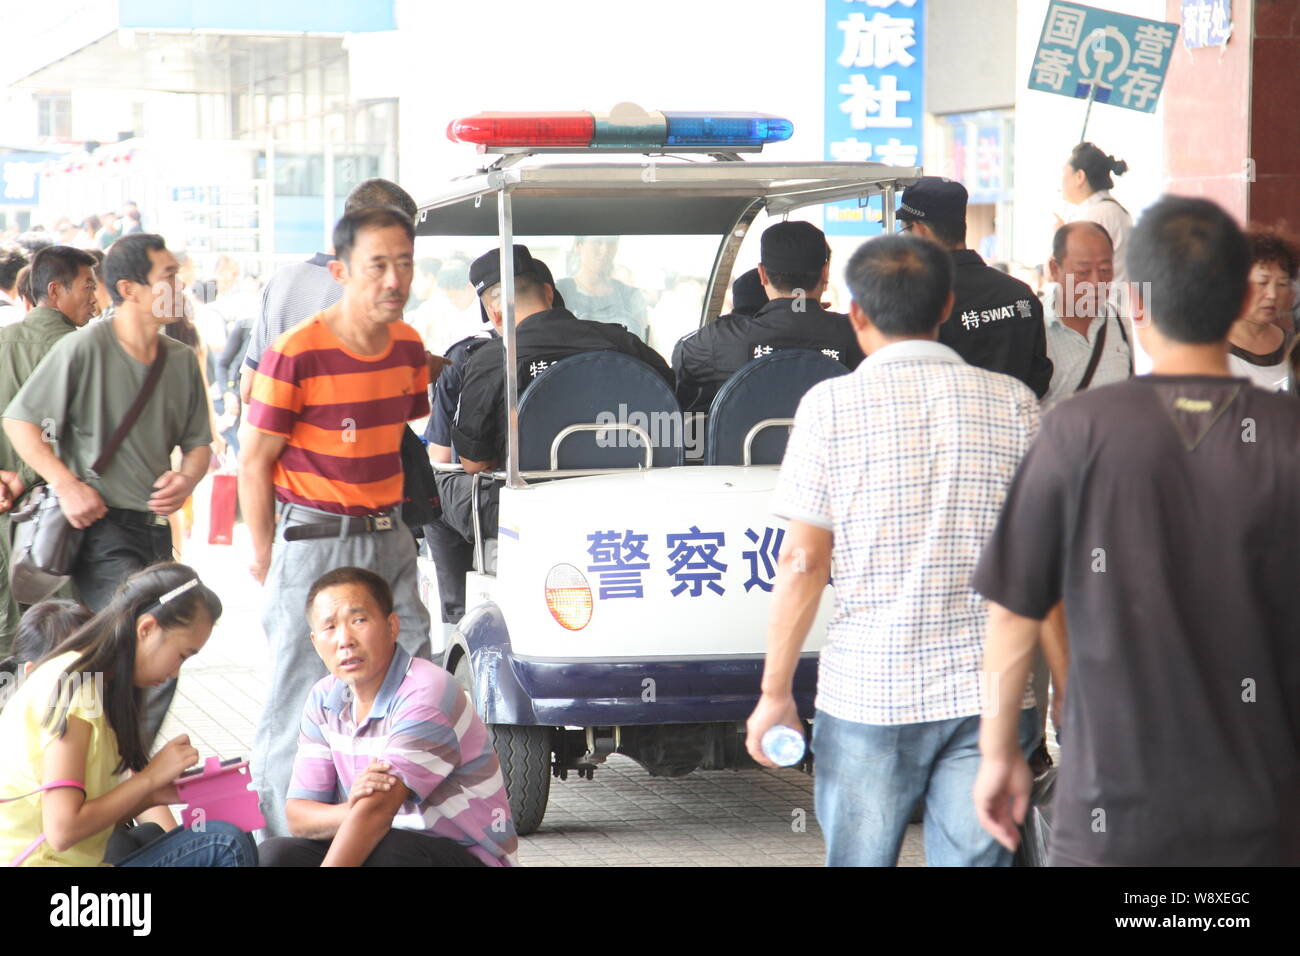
[760,221,830,274]
[469,244,563,322]
[897,176,969,224]
[470,243,541,295]
[731,268,769,316]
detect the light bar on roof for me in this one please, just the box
[446,103,793,152]
[661,112,794,147]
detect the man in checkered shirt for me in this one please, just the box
[746,233,1041,866]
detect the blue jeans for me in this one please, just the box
[813,707,1039,867]
[114,821,257,867]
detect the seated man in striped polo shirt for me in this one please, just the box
[240,205,434,838]
[259,567,518,866]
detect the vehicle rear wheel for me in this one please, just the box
[452,652,552,836]
[488,724,552,836]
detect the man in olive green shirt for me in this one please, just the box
[0,245,98,654]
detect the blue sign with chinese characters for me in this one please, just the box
[823,0,925,236]
[0,152,57,207]
[1181,0,1232,50]
[1028,2,1178,114]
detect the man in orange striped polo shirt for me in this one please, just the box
[239,205,433,837]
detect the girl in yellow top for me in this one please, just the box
[0,562,256,866]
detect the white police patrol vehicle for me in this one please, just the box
[415,104,919,833]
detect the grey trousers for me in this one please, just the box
[432,471,499,545]
[250,502,432,839]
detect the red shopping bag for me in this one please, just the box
[208,472,237,546]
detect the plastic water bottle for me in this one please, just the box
[761,725,806,767]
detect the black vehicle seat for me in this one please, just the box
[705,349,849,466]
[517,350,684,471]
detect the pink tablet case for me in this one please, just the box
[174,757,266,832]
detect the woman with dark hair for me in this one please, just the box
[1231,227,1300,391]
[1243,229,1299,335]
[1061,143,1132,281]
[0,600,94,707]
[0,563,256,866]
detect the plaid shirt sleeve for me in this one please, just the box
[286,684,340,803]
[1017,386,1043,452]
[771,383,834,529]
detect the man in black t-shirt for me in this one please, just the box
[972,196,1300,866]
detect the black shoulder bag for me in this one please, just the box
[9,348,168,604]
[400,424,441,529]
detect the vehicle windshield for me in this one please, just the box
[411,234,723,362]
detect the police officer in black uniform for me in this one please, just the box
[897,176,1053,397]
[672,221,862,414]
[423,324,497,624]
[424,254,577,621]
[443,244,672,544]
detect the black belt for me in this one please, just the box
[106,507,171,529]
[282,512,397,541]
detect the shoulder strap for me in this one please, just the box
[91,346,168,474]
[1098,195,1130,216]
[1075,319,1109,393]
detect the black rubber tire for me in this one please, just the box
[452,652,552,836]
[488,724,552,836]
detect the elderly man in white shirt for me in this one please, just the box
[746,233,1042,867]
[1040,221,1133,411]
